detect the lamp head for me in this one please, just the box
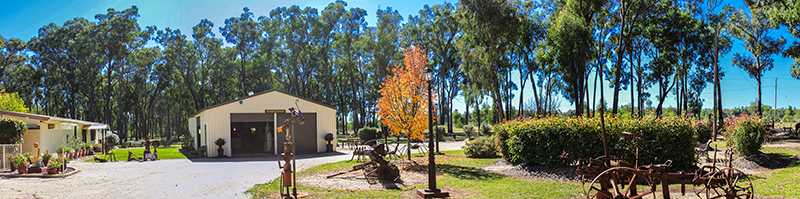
[424,67,434,83]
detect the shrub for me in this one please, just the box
[0,117,27,144]
[435,126,446,140]
[357,127,378,142]
[181,135,193,148]
[724,113,765,157]
[695,120,713,143]
[462,136,499,158]
[479,124,493,136]
[494,115,698,169]
[463,125,476,139]
[105,133,119,145]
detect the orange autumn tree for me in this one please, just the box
[376,45,436,160]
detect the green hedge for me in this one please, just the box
[494,115,698,169]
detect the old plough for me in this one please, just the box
[576,132,754,199]
[326,141,400,184]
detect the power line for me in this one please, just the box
[779,89,797,107]
[737,69,758,90]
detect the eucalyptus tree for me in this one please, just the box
[332,6,368,132]
[642,2,704,116]
[609,0,652,115]
[694,0,733,123]
[457,0,520,123]
[0,35,27,90]
[406,3,461,132]
[94,6,145,125]
[27,18,101,119]
[752,0,800,79]
[313,1,346,106]
[220,7,260,97]
[192,19,226,109]
[547,0,605,116]
[729,3,786,117]
[509,0,546,117]
[271,6,321,98]
[366,7,405,126]
[27,23,67,117]
[0,35,38,112]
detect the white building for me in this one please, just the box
[0,110,109,155]
[188,89,337,157]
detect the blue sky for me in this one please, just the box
[1,0,799,113]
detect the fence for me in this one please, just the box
[1,144,22,171]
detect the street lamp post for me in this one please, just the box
[418,67,449,198]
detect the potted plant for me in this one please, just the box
[59,157,69,172]
[14,153,29,174]
[198,145,207,158]
[42,150,52,166]
[56,145,66,157]
[324,133,334,152]
[65,147,74,159]
[46,159,61,174]
[85,143,93,155]
[7,153,15,172]
[215,138,225,158]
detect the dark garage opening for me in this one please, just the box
[230,122,274,156]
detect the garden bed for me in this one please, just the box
[0,167,79,178]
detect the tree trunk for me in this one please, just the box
[757,75,762,117]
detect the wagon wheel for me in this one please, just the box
[697,168,754,199]
[586,167,655,199]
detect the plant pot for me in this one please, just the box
[17,166,27,174]
[43,160,50,166]
[47,167,58,174]
[58,153,64,158]
[9,162,15,172]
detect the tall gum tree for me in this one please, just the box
[729,4,786,117]
[457,0,519,123]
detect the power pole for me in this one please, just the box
[775,78,778,126]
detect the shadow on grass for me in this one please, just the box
[406,164,504,181]
[742,152,800,169]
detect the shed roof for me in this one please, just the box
[190,89,335,118]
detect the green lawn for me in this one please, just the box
[246,150,581,198]
[751,147,800,198]
[246,144,800,198]
[85,145,187,162]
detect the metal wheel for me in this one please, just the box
[586,167,655,199]
[697,168,754,199]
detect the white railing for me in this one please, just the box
[1,144,22,171]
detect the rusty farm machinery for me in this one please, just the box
[576,132,754,199]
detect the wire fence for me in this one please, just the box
[1,144,22,171]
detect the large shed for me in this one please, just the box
[188,89,337,157]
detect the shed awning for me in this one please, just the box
[86,124,109,130]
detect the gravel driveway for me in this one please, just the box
[0,140,466,199]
